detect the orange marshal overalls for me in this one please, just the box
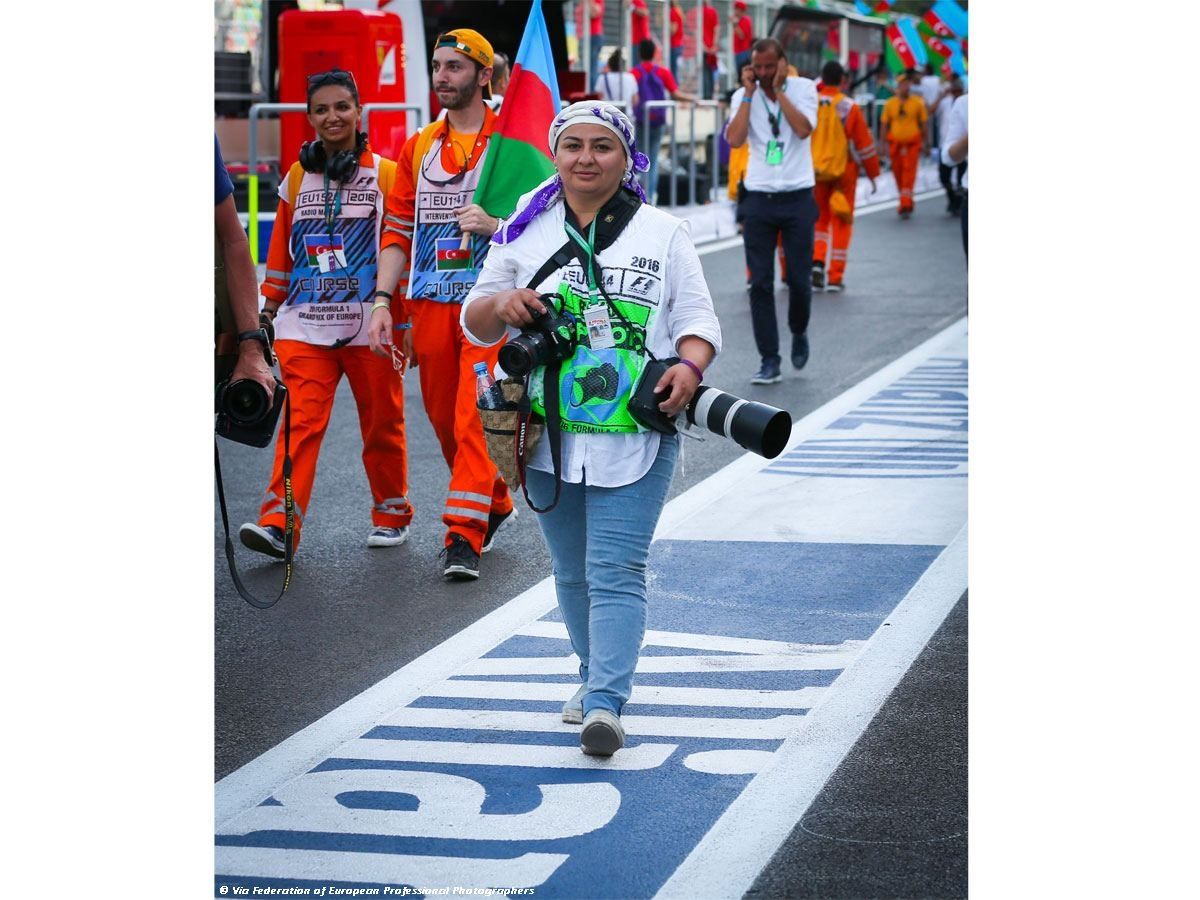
[812,85,883,286]
[381,105,513,555]
[256,150,413,546]
[881,94,927,213]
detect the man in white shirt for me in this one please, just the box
[725,38,818,384]
[919,63,943,138]
[942,93,968,256]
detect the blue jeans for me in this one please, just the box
[742,187,818,363]
[635,121,664,205]
[670,46,682,79]
[524,435,679,717]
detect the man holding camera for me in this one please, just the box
[368,29,515,582]
[725,38,819,385]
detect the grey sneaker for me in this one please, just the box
[367,525,409,548]
[562,683,587,724]
[580,709,625,756]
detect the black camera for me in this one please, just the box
[628,358,792,459]
[498,294,579,377]
[216,377,287,448]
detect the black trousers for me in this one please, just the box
[960,190,968,257]
[939,160,968,210]
[741,187,818,363]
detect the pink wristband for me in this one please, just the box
[679,359,704,381]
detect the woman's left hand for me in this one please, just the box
[655,362,703,417]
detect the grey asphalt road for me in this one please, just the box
[214,188,967,896]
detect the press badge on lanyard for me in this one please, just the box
[583,304,616,349]
[761,92,784,166]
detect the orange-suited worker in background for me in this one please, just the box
[368,29,515,582]
[811,61,881,293]
[880,71,928,219]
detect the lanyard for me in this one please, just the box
[757,90,782,140]
[321,170,343,234]
[563,218,601,301]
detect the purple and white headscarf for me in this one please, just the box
[492,101,650,246]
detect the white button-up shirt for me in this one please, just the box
[727,76,819,193]
[462,201,722,488]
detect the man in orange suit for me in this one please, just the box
[368,29,516,582]
[811,61,881,293]
[880,70,928,219]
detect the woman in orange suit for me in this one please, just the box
[239,69,413,559]
[880,71,928,218]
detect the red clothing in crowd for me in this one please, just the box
[670,3,684,49]
[631,0,651,44]
[702,4,719,67]
[732,13,753,55]
[633,59,679,94]
[575,0,604,37]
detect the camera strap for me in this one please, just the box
[507,244,579,515]
[215,393,296,610]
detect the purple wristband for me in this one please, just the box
[679,358,704,381]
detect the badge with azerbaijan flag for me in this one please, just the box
[304,234,347,274]
[435,236,473,271]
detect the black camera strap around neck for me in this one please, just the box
[215,393,296,609]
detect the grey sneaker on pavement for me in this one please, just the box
[239,522,286,560]
[367,525,409,547]
[562,683,587,724]
[580,709,625,756]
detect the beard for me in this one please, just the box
[438,82,478,111]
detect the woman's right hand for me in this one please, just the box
[368,305,393,357]
[491,289,547,329]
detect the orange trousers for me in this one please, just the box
[813,166,861,286]
[258,340,412,545]
[411,300,514,554]
[889,139,921,212]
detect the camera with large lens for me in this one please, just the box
[498,294,579,377]
[628,357,792,459]
[215,376,287,448]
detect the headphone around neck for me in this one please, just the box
[299,131,368,182]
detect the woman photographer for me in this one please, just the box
[461,102,721,756]
[238,69,413,559]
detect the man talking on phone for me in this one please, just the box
[725,38,818,385]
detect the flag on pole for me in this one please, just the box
[472,0,561,219]
[885,23,918,73]
[855,0,891,17]
[897,19,928,68]
[918,29,953,71]
[928,0,968,39]
[941,37,967,76]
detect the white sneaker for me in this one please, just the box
[367,525,409,548]
[580,709,625,756]
[562,683,587,724]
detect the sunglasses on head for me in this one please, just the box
[307,69,357,89]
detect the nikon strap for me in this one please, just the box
[215,393,296,610]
